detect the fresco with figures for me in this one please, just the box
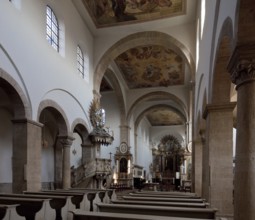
[114,45,184,89]
[82,0,186,27]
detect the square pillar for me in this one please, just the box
[203,103,235,218]
[12,119,42,192]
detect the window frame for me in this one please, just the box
[46,5,59,51]
[77,45,84,78]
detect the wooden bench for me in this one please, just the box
[0,204,25,220]
[96,203,217,219]
[122,196,206,203]
[129,193,200,199]
[132,191,199,198]
[37,190,84,209]
[22,192,75,220]
[70,209,214,220]
[28,190,100,212]
[67,188,117,202]
[0,197,55,220]
[53,189,108,204]
[111,199,209,208]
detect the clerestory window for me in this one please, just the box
[77,46,84,78]
[46,6,59,51]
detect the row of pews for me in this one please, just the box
[71,190,218,220]
[0,188,217,220]
[0,188,116,220]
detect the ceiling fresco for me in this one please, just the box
[146,108,185,126]
[114,45,184,89]
[82,0,186,27]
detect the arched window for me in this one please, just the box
[77,46,84,78]
[84,50,89,82]
[46,6,59,51]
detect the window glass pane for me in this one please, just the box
[77,46,84,78]
[46,6,59,51]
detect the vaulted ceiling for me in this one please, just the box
[74,0,195,127]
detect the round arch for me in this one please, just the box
[104,68,126,125]
[0,68,32,119]
[71,118,90,144]
[209,17,234,103]
[127,91,188,125]
[93,31,196,94]
[134,104,186,132]
[37,99,70,136]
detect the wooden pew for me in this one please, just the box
[21,192,74,220]
[96,203,217,219]
[67,188,117,202]
[70,209,214,220]
[111,199,209,208]
[26,190,99,212]
[53,189,108,205]
[0,197,54,220]
[132,191,199,198]
[34,190,84,209]
[0,204,25,220]
[122,196,206,203]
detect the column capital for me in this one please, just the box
[203,102,236,119]
[58,136,74,147]
[228,44,255,88]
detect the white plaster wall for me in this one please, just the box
[194,0,238,136]
[71,133,83,168]
[136,118,153,178]
[195,0,218,121]
[150,125,186,145]
[127,87,189,114]
[0,0,94,128]
[100,92,121,160]
[41,127,55,182]
[0,109,12,182]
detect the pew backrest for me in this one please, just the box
[71,209,214,220]
[0,197,55,220]
[96,203,217,219]
[0,204,25,220]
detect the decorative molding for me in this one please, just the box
[203,102,237,119]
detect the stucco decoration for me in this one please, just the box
[82,0,186,27]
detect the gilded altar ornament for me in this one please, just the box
[89,98,114,146]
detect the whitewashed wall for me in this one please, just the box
[0,0,94,127]
[136,118,153,179]
[194,0,238,136]
[100,91,121,161]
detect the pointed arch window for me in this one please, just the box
[77,46,84,78]
[46,6,59,51]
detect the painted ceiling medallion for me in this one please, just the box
[115,45,184,89]
[82,0,186,27]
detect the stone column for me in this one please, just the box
[200,129,209,201]
[119,125,130,145]
[12,119,42,193]
[203,103,235,218]
[194,139,203,197]
[59,136,74,189]
[228,46,255,220]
